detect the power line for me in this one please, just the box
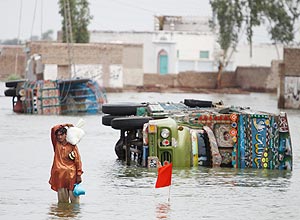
[41,0,43,38]
[106,0,156,14]
[30,0,38,41]
[17,0,23,44]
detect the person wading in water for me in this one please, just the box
[49,124,83,203]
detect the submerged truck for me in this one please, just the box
[4,78,107,115]
[102,99,292,170]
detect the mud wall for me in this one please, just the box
[144,71,237,89]
[0,46,26,80]
[280,48,300,109]
[284,48,300,76]
[144,67,275,92]
[235,66,272,91]
[32,42,143,88]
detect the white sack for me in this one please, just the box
[66,119,86,145]
[75,118,86,128]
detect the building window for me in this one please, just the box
[200,51,209,59]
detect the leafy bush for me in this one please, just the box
[6,74,22,81]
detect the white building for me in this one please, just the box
[90,15,283,74]
[232,43,283,69]
[90,16,219,74]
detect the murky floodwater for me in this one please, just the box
[1,83,300,220]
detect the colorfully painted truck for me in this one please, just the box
[4,78,107,115]
[102,99,292,170]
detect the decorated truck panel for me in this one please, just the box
[4,79,107,115]
[101,100,292,170]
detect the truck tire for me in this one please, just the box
[4,88,17,97]
[115,138,125,160]
[5,80,26,88]
[111,116,152,130]
[184,99,212,108]
[102,115,125,126]
[102,103,146,116]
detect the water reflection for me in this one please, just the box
[156,202,171,219]
[48,203,81,219]
[173,166,292,189]
[109,159,292,190]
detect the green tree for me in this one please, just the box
[58,0,92,43]
[1,38,20,45]
[75,0,92,43]
[263,0,300,44]
[41,30,54,41]
[210,0,244,88]
[210,0,300,88]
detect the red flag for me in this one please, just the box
[155,163,172,188]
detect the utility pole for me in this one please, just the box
[63,0,76,78]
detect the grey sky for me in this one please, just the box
[0,0,270,43]
[0,0,211,40]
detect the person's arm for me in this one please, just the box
[74,146,83,183]
[51,125,61,151]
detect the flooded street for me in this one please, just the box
[1,83,300,220]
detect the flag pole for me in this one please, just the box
[167,185,171,202]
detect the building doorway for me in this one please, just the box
[158,50,168,74]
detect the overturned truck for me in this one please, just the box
[4,78,107,115]
[102,99,292,170]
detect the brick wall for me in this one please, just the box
[28,42,143,87]
[0,46,26,80]
[176,71,238,89]
[144,67,275,91]
[279,48,300,109]
[144,71,246,90]
[28,42,124,65]
[284,48,300,76]
[268,60,282,90]
[144,73,177,88]
[220,71,237,88]
[177,71,217,89]
[122,44,143,86]
[236,66,272,91]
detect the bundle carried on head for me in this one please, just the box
[66,118,86,145]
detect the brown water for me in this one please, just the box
[1,83,300,220]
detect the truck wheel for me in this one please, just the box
[5,80,26,88]
[102,103,146,116]
[115,138,125,160]
[4,88,17,97]
[184,99,212,108]
[102,115,125,126]
[111,116,152,130]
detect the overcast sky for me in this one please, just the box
[0,0,270,43]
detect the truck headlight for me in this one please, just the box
[161,128,170,138]
[162,139,170,146]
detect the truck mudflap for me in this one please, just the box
[190,130,199,167]
[203,126,222,167]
